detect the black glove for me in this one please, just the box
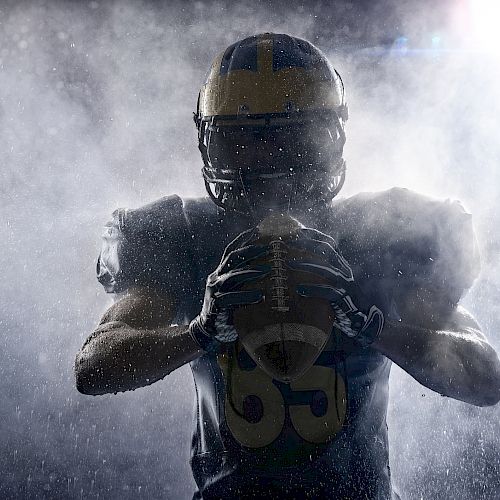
[287,227,384,348]
[189,228,270,353]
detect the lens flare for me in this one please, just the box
[469,0,500,53]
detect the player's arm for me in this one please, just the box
[76,220,268,396]
[371,197,500,407]
[290,225,500,407]
[373,300,500,407]
[75,286,202,396]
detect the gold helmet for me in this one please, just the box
[194,33,348,215]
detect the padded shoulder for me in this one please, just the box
[329,187,480,313]
[96,194,194,294]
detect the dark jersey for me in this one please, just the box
[96,187,479,499]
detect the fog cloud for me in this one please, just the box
[1,1,499,498]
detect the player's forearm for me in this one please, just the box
[373,319,500,406]
[75,321,202,395]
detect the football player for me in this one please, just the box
[75,34,500,499]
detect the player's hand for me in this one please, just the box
[189,228,271,352]
[287,228,384,347]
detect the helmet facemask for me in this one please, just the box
[198,110,346,217]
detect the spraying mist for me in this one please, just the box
[1,1,499,498]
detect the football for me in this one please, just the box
[232,213,336,383]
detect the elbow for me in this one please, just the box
[474,392,500,407]
[466,351,500,407]
[75,366,95,396]
[74,349,111,396]
[74,341,144,396]
[466,383,500,407]
[440,384,500,407]
[425,346,500,407]
[75,351,97,395]
[75,325,125,396]
[75,370,95,396]
[473,371,500,407]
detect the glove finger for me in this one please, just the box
[331,305,359,338]
[296,283,347,302]
[288,260,353,284]
[287,238,353,282]
[360,305,385,338]
[217,266,271,292]
[214,289,264,308]
[221,228,259,261]
[297,284,361,320]
[300,282,374,324]
[219,244,269,274]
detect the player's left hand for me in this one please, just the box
[287,228,384,348]
[189,227,271,353]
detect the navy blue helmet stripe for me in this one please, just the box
[218,34,333,81]
[272,34,332,79]
[220,37,258,75]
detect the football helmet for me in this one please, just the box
[194,33,348,216]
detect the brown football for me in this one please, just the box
[232,213,336,383]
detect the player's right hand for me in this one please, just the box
[189,228,270,353]
[288,227,384,348]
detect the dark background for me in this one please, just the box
[1,1,499,498]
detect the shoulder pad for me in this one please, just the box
[96,194,193,294]
[329,188,479,309]
[182,196,219,228]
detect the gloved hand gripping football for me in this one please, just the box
[288,228,384,348]
[189,229,270,353]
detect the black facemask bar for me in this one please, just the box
[194,109,347,215]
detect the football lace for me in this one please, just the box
[269,240,289,312]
